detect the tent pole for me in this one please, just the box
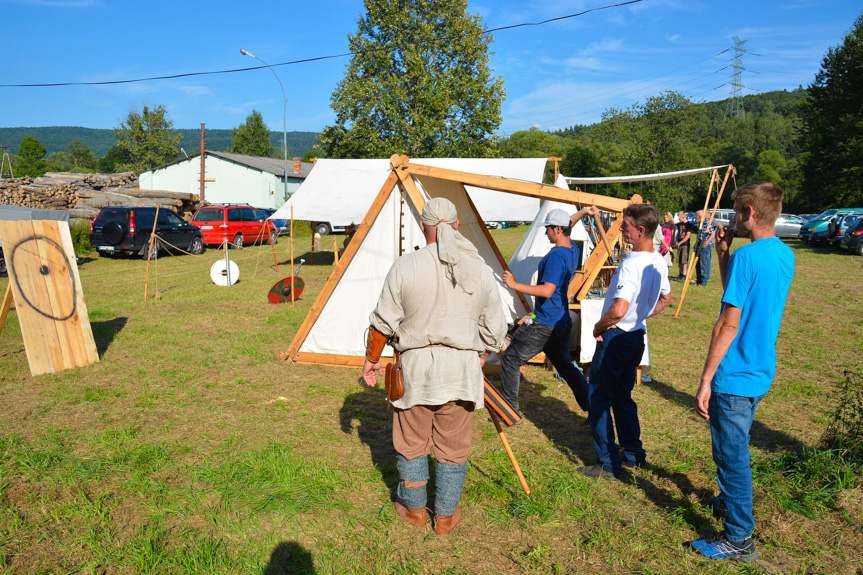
[290,206,295,306]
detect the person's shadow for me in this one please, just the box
[491,371,596,466]
[263,541,315,575]
[339,381,399,496]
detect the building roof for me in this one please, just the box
[144,151,313,180]
[207,151,314,179]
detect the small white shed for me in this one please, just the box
[139,151,313,210]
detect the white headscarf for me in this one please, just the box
[421,197,481,294]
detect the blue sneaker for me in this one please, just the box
[688,533,758,563]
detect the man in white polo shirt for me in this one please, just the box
[581,203,672,479]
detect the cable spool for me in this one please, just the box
[210,259,240,286]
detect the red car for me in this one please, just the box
[190,205,277,249]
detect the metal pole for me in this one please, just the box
[240,48,288,204]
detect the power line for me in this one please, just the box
[0,0,643,89]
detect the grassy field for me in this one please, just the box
[0,227,861,574]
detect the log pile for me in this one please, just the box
[0,172,205,222]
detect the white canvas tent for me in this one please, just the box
[282,156,635,367]
[270,157,549,225]
[507,174,595,310]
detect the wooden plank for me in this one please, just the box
[282,170,401,362]
[53,219,99,366]
[405,161,637,213]
[0,283,12,336]
[392,154,427,214]
[0,221,53,375]
[572,214,624,301]
[31,220,71,371]
[291,352,395,368]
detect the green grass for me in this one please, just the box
[0,233,861,573]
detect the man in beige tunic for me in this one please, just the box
[362,197,507,535]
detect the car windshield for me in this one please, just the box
[812,209,838,221]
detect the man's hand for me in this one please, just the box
[695,380,712,420]
[479,351,490,368]
[715,224,734,260]
[502,270,516,289]
[362,359,383,387]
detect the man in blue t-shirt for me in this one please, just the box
[688,182,795,563]
[500,206,599,414]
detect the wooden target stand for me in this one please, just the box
[0,216,99,376]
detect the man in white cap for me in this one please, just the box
[362,197,507,535]
[500,205,599,415]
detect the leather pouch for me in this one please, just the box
[384,350,404,406]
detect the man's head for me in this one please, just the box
[420,197,459,241]
[542,208,572,242]
[731,181,783,237]
[621,204,660,247]
[678,211,688,222]
[695,210,705,222]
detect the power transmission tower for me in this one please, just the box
[725,36,748,120]
[0,145,13,178]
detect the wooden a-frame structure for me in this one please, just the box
[280,154,639,368]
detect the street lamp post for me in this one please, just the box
[240,48,288,202]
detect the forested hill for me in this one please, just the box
[0,127,319,159]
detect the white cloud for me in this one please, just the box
[212,100,273,115]
[178,85,212,98]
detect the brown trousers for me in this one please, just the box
[393,401,474,465]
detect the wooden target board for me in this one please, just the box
[0,219,99,376]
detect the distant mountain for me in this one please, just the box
[0,126,319,159]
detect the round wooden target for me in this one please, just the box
[268,276,305,303]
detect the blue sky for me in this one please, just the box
[1,0,860,136]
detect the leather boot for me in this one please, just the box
[433,506,463,535]
[394,501,427,527]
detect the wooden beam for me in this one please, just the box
[572,213,624,301]
[391,154,427,214]
[405,161,637,213]
[282,170,401,362]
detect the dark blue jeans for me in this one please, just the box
[500,320,588,412]
[588,328,645,474]
[696,244,713,285]
[709,392,763,542]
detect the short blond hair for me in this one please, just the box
[732,182,783,225]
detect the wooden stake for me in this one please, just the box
[290,206,295,307]
[0,283,13,336]
[332,237,339,266]
[489,409,530,495]
[143,203,160,301]
[593,214,615,261]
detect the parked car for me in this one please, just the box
[311,221,349,236]
[89,207,204,259]
[831,214,863,247]
[190,205,277,248]
[485,221,502,230]
[839,218,863,255]
[259,208,290,235]
[799,208,863,242]
[712,209,736,228]
[774,213,806,239]
[799,214,819,221]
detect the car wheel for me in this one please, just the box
[102,221,125,245]
[143,241,158,260]
[267,230,278,245]
[232,234,244,249]
[315,223,331,236]
[858,243,863,257]
[189,236,204,255]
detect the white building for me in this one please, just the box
[139,151,313,210]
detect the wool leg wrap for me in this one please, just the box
[397,454,429,509]
[434,461,467,517]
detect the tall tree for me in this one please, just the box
[97,145,130,174]
[802,12,863,210]
[64,140,97,170]
[596,91,707,211]
[229,110,276,157]
[16,135,47,177]
[114,105,181,174]
[319,0,505,158]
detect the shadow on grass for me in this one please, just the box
[264,541,315,575]
[511,372,596,466]
[339,381,399,497]
[646,378,807,453]
[628,463,717,536]
[90,316,128,357]
[278,250,337,267]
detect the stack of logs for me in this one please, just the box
[0,172,206,223]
